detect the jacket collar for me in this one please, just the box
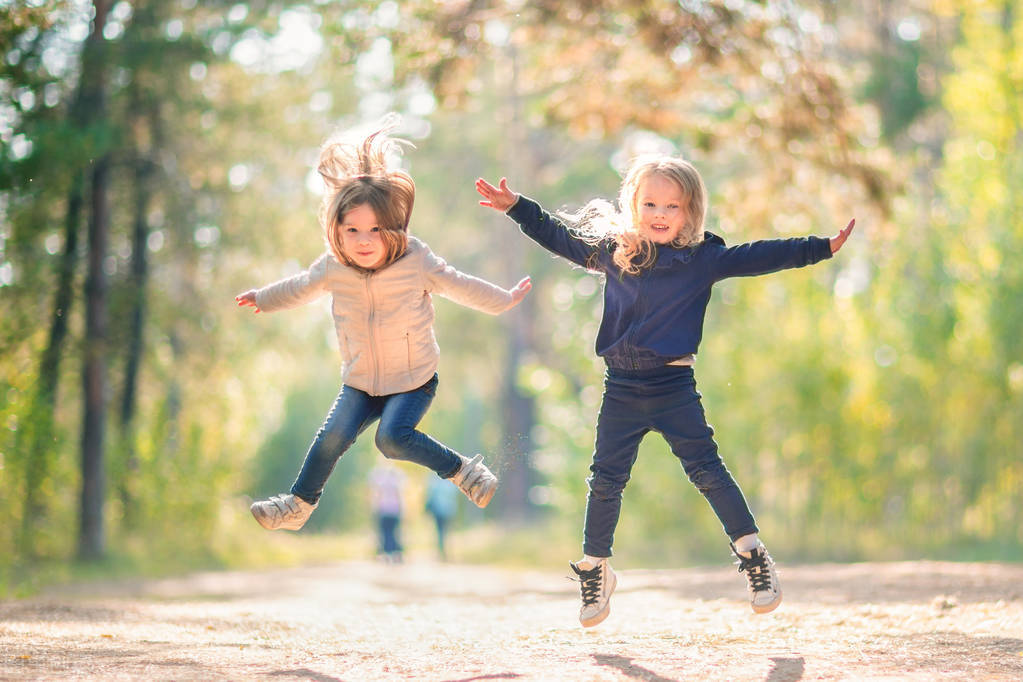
[652,231,724,268]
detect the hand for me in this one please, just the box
[476,177,519,212]
[830,219,855,254]
[235,290,261,313]
[507,276,532,309]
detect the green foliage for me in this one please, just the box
[3,2,1023,596]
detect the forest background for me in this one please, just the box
[1,0,1020,596]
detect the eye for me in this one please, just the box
[371,226,380,232]
[642,201,655,208]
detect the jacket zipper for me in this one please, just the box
[365,272,380,394]
[405,332,412,380]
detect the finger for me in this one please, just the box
[499,177,509,193]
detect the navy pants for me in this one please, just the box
[290,374,461,505]
[377,513,402,555]
[583,365,758,557]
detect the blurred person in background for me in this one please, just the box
[425,476,459,561]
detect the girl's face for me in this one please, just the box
[635,173,687,244]
[340,203,386,270]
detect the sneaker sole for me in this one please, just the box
[580,570,617,628]
[474,480,497,508]
[250,504,307,531]
[752,590,782,614]
[250,505,278,530]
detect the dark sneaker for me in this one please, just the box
[570,558,617,627]
[731,542,782,613]
[250,493,317,531]
[451,454,498,508]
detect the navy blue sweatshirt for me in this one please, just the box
[506,195,834,370]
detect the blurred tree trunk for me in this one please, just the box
[78,0,113,561]
[18,177,82,557]
[495,43,537,522]
[116,156,152,528]
[20,0,111,558]
[117,81,161,530]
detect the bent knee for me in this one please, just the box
[374,426,413,458]
[587,471,627,501]
[686,463,734,493]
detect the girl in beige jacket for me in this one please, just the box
[237,116,531,531]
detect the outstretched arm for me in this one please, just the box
[831,219,855,254]
[422,241,532,315]
[234,253,331,314]
[477,178,599,270]
[476,177,519,212]
[235,290,261,313]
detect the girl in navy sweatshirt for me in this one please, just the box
[477,154,854,627]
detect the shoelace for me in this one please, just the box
[735,549,773,593]
[572,564,603,606]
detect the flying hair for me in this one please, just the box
[317,113,416,271]
[561,154,707,275]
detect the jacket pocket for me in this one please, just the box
[405,333,413,379]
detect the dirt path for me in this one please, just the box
[2,559,1022,680]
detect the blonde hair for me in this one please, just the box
[564,155,707,275]
[317,114,415,271]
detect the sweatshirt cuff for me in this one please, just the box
[812,236,833,261]
[504,193,523,214]
[505,194,536,223]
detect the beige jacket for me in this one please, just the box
[255,237,515,396]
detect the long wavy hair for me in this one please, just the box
[563,155,707,275]
[317,114,415,271]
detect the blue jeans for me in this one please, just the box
[583,365,758,557]
[290,374,461,504]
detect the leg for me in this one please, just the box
[380,514,401,555]
[653,367,758,541]
[572,370,654,628]
[375,375,498,507]
[654,368,779,613]
[376,513,388,554]
[434,515,448,558]
[582,372,650,558]
[373,374,463,476]
[291,384,381,504]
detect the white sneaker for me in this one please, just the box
[731,542,782,613]
[570,557,617,627]
[450,454,498,508]
[250,493,317,531]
